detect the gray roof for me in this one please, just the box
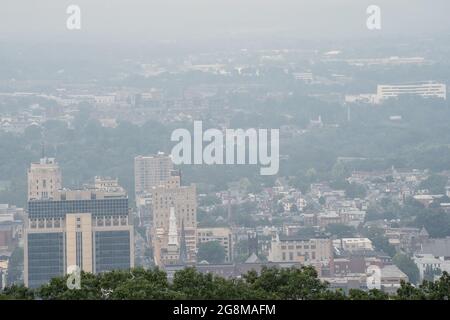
[421,237,450,257]
[279,234,328,241]
[245,253,261,264]
[419,227,429,237]
[381,265,408,280]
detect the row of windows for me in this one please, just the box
[27,233,65,288]
[27,231,132,287]
[95,231,131,273]
[29,216,129,229]
[28,199,128,218]
[281,245,316,250]
[199,237,228,242]
[282,251,317,261]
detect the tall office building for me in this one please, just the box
[152,171,197,265]
[24,189,134,288]
[27,157,62,201]
[134,152,173,195]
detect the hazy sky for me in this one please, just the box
[0,0,449,44]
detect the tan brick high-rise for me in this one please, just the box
[152,172,197,265]
[27,157,62,200]
[134,152,173,195]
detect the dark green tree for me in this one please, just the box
[393,253,420,284]
[197,241,226,264]
[318,196,326,205]
[348,288,389,300]
[325,224,356,238]
[363,227,396,257]
[0,285,34,300]
[396,281,426,300]
[420,271,450,300]
[345,182,367,199]
[38,271,101,300]
[6,246,24,285]
[244,266,329,300]
[419,174,448,194]
[296,227,317,238]
[415,210,450,238]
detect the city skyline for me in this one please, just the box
[1,0,450,308]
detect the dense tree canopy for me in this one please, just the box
[325,224,357,238]
[418,174,448,194]
[1,267,450,300]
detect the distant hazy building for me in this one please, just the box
[135,193,153,227]
[420,237,450,259]
[152,171,197,265]
[346,56,426,67]
[0,258,8,289]
[293,72,313,83]
[24,189,134,288]
[0,220,15,250]
[0,204,23,266]
[94,95,115,105]
[333,238,373,253]
[94,176,125,193]
[268,234,333,268]
[197,227,233,262]
[376,82,446,103]
[339,209,366,228]
[27,157,62,200]
[324,264,408,294]
[380,265,409,294]
[134,152,174,195]
[0,203,24,222]
[346,82,446,105]
[413,253,450,282]
[99,118,118,128]
[318,212,341,228]
[345,94,378,104]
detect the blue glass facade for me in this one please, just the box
[26,197,131,287]
[27,232,65,288]
[28,198,128,218]
[95,231,131,273]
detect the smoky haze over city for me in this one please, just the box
[1,0,450,41]
[1,0,450,309]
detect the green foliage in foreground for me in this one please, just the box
[1,266,450,300]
